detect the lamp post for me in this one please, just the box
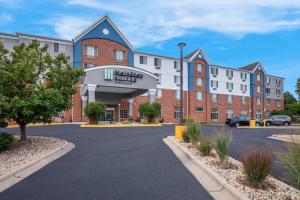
[178,42,186,125]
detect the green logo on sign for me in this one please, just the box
[104,69,113,80]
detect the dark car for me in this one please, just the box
[226,116,262,127]
[0,121,8,128]
[266,115,291,126]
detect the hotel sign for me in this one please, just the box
[104,68,143,83]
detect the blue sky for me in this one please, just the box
[1,0,300,96]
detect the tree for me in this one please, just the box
[284,91,297,106]
[138,102,161,123]
[0,41,83,140]
[84,102,106,124]
[296,78,300,100]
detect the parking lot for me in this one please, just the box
[0,124,298,199]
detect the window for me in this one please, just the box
[174,76,180,84]
[240,84,247,93]
[211,67,218,76]
[175,90,180,100]
[196,78,203,87]
[227,95,233,104]
[196,92,203,101]
[256,86,262,93]
[266,98,270,106]
[154,73,161,84]
[226,109,233,119]
[241,96,246,104]
[276,79,281,85]
[241,110,247,117]
[226,82,233,91]
[257,97,262,105]
[267,77,271,85]
[54,43,59,53]
[196,107,204,112]
[85,46,98,57]
[59,44,66,53]
[266,88,270,96]
[226,70,233,79]
[174,107,180,119]
[120,110,128,119]
[156,89,162,98]
[154,58,161,68]
[114,50,125,61]
[211,93,218,103]
[140,55,147,64]
[174,61,180,70]
[256,74,261,81]
[276,99,281,107]
[196,64,203,72]
[276,89,281,96]
[211,80,218,89]
[241,72,247,81]
[256,110,262,120]
[211,108,218,120]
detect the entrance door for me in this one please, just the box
[106,110,114,122]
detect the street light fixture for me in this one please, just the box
[178,42,186,125]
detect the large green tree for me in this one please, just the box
[284,91,297,106]
[0,41,83,140]
[296,78,300,100]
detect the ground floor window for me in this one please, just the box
[226,109,233,119]
[211,108,218,120]
[174,107,180,119]
[196,107,204,112]
[256,110,262,120]
[120,109,128,119]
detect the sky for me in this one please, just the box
[0,0,300,96]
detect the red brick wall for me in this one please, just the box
[253,70,265,118]
[81,39,129,67]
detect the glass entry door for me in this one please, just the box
[105,109,114,122]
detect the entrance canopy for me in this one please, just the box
[80,65,158,105]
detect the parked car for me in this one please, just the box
[226,116,262,127]
[0,121,8,128]
[265,115,291,126]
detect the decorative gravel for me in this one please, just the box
[0,136,66,177]
[172,137,300,200]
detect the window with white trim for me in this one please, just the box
[211,93,218,103]
[154,73,161,84]
[226,70,233,79]
[267,77,271,85]
[276,89,281,96]
[241,84,247,93]
[211,108,218,120]
[227,95,233,104]
[140,55,147,64]
[256,110,262,120]
[276,99,281,107]
[211,80,218,89]
[266,88,270,96]
[54,43,59,53]
[174,61,180,70]
[256,85,262,93]
[196,64,203,72]
[256,74,261,81]
[174,76,180,84]
[211,67,218,76]
[120,110,128,119]
[241,96,246,104]
[196,107,204,112]
[196,78,203,87]
[196,92,203,101]
[114,50,125,61]
[175,90,180,100]
[154,58,161,68]
[226,82,233,91]
[257,97,262,105]
[266,98,270,106]
[85,46,98,57]
[241,72,247,81]
[174,107,180,119]
[226,109,233,119]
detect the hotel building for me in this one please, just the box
[0,16,284,123]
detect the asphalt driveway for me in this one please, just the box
[0,125,213,200]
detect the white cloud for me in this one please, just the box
[0,12,12,23]
[47,0,300,47]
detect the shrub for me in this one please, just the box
[183,118,194,124]
[186,123,201,144]
[276,139,300,189]
[242,151,272,188]
[138,102,161,123]
[182,130,190,143]
[84,101,106,124]
[197,138,212,156]
[214,133,231,164]
[0,132,14,152]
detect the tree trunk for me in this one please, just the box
[20,124,27,141]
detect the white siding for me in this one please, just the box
[134,53,188,91]
[209,66,251,96]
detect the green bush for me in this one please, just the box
[214,133,231,164]
[242,151,272,188]
[138,102,161,123]
[197,138,212,156]
[183,118,194,124]
[182,130,190,143]
[277,140,300,189]
[0,132,14,152]
[84,101,106,124]
[186,123,201,144]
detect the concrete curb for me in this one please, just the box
[268,135,300,144]
[163,136,249,200]
[0,141,75,192]
[80,124,163,128]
